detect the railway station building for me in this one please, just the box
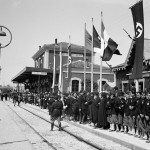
[112,38,150,93]
[12,42,114,93]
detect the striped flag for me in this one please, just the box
[101,20,121,61]
[85,29,92,51]
[93,25,101,49]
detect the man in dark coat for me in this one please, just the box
[97,92,108,129]
[47,94,55,121]
[51,95,63,131]
[91,92,100,128]
[115,92,125,132]
[40,92,44,109]
[123,93,130,133]
[13,92,18,106]
[72,93,79,121]
[78,91,87,124]
[128,92,136,135]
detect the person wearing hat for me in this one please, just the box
[50,95,63,131]
[78,91,87,124]
[90,92,100,128]
[114,92,125,132]
[47,93,55,121]
[128,92,136,135]
[138,92,147,139]
[109,93,117,131]
[145,93,150,143]
[97,92,108,129]
[123,93,130,133]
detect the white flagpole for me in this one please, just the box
[52,39,56,93]
[59,42,63,92]
[68,35,71,92]
[91,18,94,93]
[99,12,103,93]
[84,23,86,91]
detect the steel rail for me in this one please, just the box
[4,101,57,150]
[6,100,102,150]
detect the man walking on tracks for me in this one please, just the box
[50,95,63,131]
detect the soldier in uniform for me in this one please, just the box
[123,93,130,133]
[114,92,125,132]
[138,92,147,139]
[128,92,136,135]
[109,94,117,131]
[47,93,55,121]
[50,95,63,131]
[145,93,150,143]
[134,92,142,137]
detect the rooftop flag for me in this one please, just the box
[101,20,121,61]
[130,0,144,79]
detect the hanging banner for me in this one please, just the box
[130,0,144,79]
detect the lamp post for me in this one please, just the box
[0,26,12,86]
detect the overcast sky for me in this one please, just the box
[0,0,150,86]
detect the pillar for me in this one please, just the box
[135,79,139,92]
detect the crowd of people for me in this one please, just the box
[7,90,150,143]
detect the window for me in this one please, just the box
[72,80,79,92]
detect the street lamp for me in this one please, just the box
[0,25,12,85]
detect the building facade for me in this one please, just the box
[113,38,150,93]
[12,42,114,93]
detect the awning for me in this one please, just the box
[12,67,56,83]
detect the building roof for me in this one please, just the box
[113,38,150,71]
[11,67,55,83]
[32,42,92,60]
[61,60,112,73]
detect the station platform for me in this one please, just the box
[0,101,34,150]
[25,103,150,150]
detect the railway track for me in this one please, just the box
[3,101,100,150]
[4,100,131,150]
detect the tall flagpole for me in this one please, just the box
[91,18,94,93]
[59,42,64,100]
[84,23,86,91]
[99,12,103,93]
[52,39,57,93]
[59,42,63,92]
[68,35,71,92]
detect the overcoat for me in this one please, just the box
[91,97,100,124]
[97,97,107,128]
[51,100,63,118]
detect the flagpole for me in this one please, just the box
[68,35,71,92]
[52,39,57,93]
[59,42,64,99]
[99,12,103,93]
[59,42,63,92]
[91,18,94,93]
[84,23,86,91]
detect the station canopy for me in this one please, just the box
[11,67,56,83]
